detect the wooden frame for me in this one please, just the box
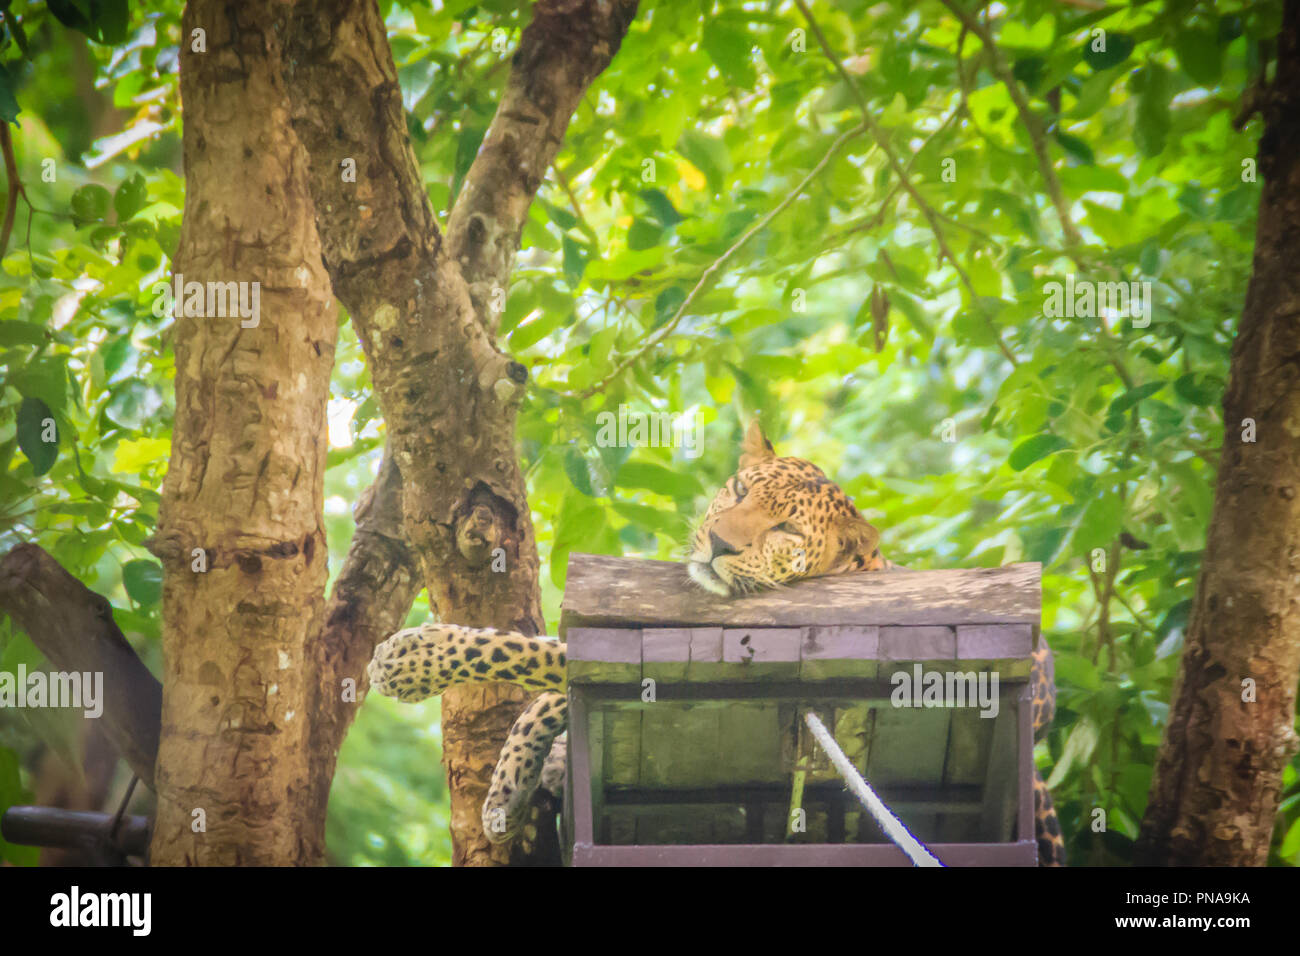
[560,555,1042,867]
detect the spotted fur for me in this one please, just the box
[368,420,1063,864]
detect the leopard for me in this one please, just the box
[367,420,1066,866]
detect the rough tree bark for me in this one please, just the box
[280,0,637,865]
[146,0,425,865]
[302,449,419,854]
[147,0,340,865]
[17,0,633,867]
[1136,0,1300,865]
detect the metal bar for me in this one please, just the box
[804,711,943,866]
[1,807,150,856]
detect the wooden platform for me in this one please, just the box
[559,555,1041,866]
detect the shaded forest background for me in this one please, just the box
[0,0,1296,866]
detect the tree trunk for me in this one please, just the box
[280,0,637,865]
[148,0,339,865]
[1136,0,1300,865]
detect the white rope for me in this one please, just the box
[803,710,944,867]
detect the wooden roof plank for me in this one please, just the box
[560,554,1041,632]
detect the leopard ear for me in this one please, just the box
[739,418,777,470]
[827,513,881,573]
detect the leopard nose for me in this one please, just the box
[708,531,740,559]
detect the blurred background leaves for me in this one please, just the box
[0,0,1295,866]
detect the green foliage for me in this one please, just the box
[0,0,1295,867]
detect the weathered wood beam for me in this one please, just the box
[561,554,1042,630]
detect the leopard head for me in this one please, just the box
[687,420,887,595]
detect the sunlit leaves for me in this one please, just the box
[0,0,1282,869]
[110,436,169,473]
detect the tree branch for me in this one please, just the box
[306,447,420,824]
[567,122,868,400]
[0,544,162,788]
[0,122,24,263]
[281,0,638,865]
[794,0,1019,367]
[937,0,1084,248]
[446,0,638,334]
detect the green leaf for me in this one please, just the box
[543,201,578,231]
[1107,381,1164,416]
[12,358,67,411]
[641,189,683,227]
[111,437,170,473]
[1077,492,1123,553]
[616,459,704,500]
[653,287,686,327]
[97,0,131,45]
[451,123,487,202]
[1059,164,1127,193]
[677,130,731,191]
[46,0,95,34]
[1012,56,1046,92]
[1173,372,1221,407]
[626,219,662,251]
[16,397,58,476]
[1069,70,1114,118]
[562,236,589,286]
[122,559,163,606]
[509,309,568,352]
[702,21,756,89]
[113,172,148,221]
[1046,716,1100,788]
[1167,461,1213,525]
[1054,652,1101,691]
[564,446,597,497]
[1174,28,1223,86]
[1134,64,1172,157]
[1001,16,1054,51]
[1082,32,1135,71]
[611,500,682,537]
[0,320,47,346]
[1008,434,1071,471]
[0,70,20,125]
[1055,131,1095,165]
[71,184,112,223]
